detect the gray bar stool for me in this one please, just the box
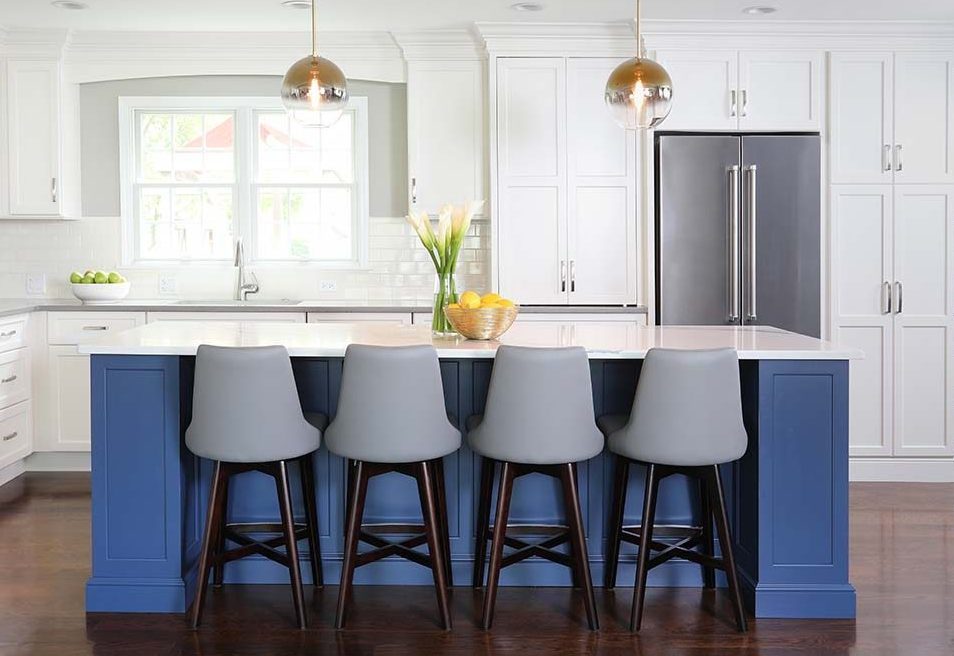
[186,345,324,629]
[323,344,461,630]
[598,347,748,632]
[468,345,602,631]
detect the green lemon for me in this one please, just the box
[81,274,95,284]
[93,271,108,284]
[69,272,83,284]
[107,272,123,284]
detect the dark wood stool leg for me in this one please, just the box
[191,461,228,628]
[419,461,453,630]
[561,463,599,631]
[299,454,323,588]
[472,457,495,589]
[433,457,453,587]
[336,460,369,629]
[699,474,716,589]
[707,465,747,632]
[481,461,514,630]
[631,463,659,632]
[604,455,629,589]
[275,460,307,629]
[212,469,230,588]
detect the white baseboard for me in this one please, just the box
[24,451,91,472]
[850,457,954,482]
[0,460,26,487]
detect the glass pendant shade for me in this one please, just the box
[281,55,349,128]
[605,56,673,130]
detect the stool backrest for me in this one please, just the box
[470,345,603,464]
[324,344,460,463]
[627,347,747,465]
[185,344,319,463]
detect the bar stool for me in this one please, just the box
[469,345,602,631]
[323,344,461,630]
[186,345,324,629]
[598,347,748,632]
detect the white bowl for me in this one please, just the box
[71,282,131,304]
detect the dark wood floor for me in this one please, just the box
[1,474,953,655]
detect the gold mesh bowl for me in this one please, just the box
[444,305,519,340]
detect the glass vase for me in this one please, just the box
[432,271,458,337]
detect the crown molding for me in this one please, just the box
[476,22,637,57]
[392,29,484,60]
[0,27,69,58]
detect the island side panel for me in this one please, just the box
[87,355,187,612]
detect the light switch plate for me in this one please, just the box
[26,274,46,296]
[158,274,177,295]
[319,279,337,292]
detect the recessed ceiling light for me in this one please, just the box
[511,2,544,12]
[51,0,88,9]
[742,6,778,15]
[280,0,312,8]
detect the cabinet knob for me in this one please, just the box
[2,431,17,442]
[52,177,57,203]
[0,330,16,339]
[740,89,748,117]
[729,89,737,118]
[894,145,903,172]
[1,375,17,384]
[411,177,418,205]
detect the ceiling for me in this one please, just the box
[1,0,952,33]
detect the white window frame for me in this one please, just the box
[118,95,370,268]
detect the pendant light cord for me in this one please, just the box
[635,0,642,59]
[311,0,318,58]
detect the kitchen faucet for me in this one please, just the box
[234,238,260,301]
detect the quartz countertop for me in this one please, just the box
[0,298,647,319]
[77,320,863,360]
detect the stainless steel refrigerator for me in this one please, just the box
[655,133,821,337]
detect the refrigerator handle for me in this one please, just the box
[745,165,758,322]
[727,165,741,323]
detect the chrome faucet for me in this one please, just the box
[234,238,260,301]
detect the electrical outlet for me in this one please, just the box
[158,274,177,295]
[26,274,46,296]
[319,279,337,292]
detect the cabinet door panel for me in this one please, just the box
[738,51,822,131]
[497,58,564,178]
[894,53,954,184]
[46,345,91,451]
[498,186,565,304]
[6,60,61,216]
[407,61,486,214]
[839,325,892,455]
[653,50,737,130]
[830,53,893,184]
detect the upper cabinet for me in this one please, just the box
[406,60,486,215]
[831,51,954,185]
[654,49,823,132]
[3,59,63,217]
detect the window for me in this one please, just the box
[119,96,369,266]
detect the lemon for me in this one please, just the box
[498,298,515,308]
[446,302,461,310]
[459,291,481,309]
[480,292,502,305]
[482,301,503,309]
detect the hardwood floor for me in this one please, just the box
[1,473,953,655]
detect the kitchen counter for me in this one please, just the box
[0,298,648,319]
[85,319,856,620]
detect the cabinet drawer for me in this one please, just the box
[307,312,412,325]
[48,312,146,345]
[147,311,305,323]
[0,400,32,469]
[0,348,30,410]
[0,315,28,353]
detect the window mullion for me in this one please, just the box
[236,107,253,258]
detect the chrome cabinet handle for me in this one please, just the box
[51,177,57,203]
[882,145,892,172]
[560,260,567,293]
[882,281,892,315]
[82,326,109,331]
[729,89,737,118]
[2,431,16,442]
[0,330,16,339]
[740,89,748,117]
[745,165,758,322]
[1,375,17,384]
[410,177,418,205]
[895,145,903,172]
[727,165,741,323]
[895,281,903,314]
[569,260,576,293]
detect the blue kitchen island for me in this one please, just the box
[80,320,860,619]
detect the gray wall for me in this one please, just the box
[80,75,408,217]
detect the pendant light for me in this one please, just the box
[604,0,673,130]
[281,0,349,128]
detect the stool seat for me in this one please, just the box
[305,412,328,432]
[596,413,626,436]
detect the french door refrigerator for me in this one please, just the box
[655,133,821,337]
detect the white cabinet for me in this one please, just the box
[654,49,822,131]
[407,60,486,214]
[0,401,32,471]
[146,311,305,323]
[832,185,954,457]
[4,60,62,217]
[495,57,637,305]
[0,313,32,472]
[307,312,412,324]
[831,52,954,185]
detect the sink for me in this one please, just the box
[173,299,301,306]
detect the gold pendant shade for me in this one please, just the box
[605,56,673,130]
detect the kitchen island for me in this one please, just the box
[81,321,860,619]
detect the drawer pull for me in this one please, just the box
[82,326,109,331]
[2,431,16,442]
[0,330,16,339]
[1,375,17,384]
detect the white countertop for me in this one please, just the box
[77,320,862,360]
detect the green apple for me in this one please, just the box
[93,271,108,284]
[69,271,83,284]
[84,270,95,277]
[81,274,95,284]
[107,272,124,284]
